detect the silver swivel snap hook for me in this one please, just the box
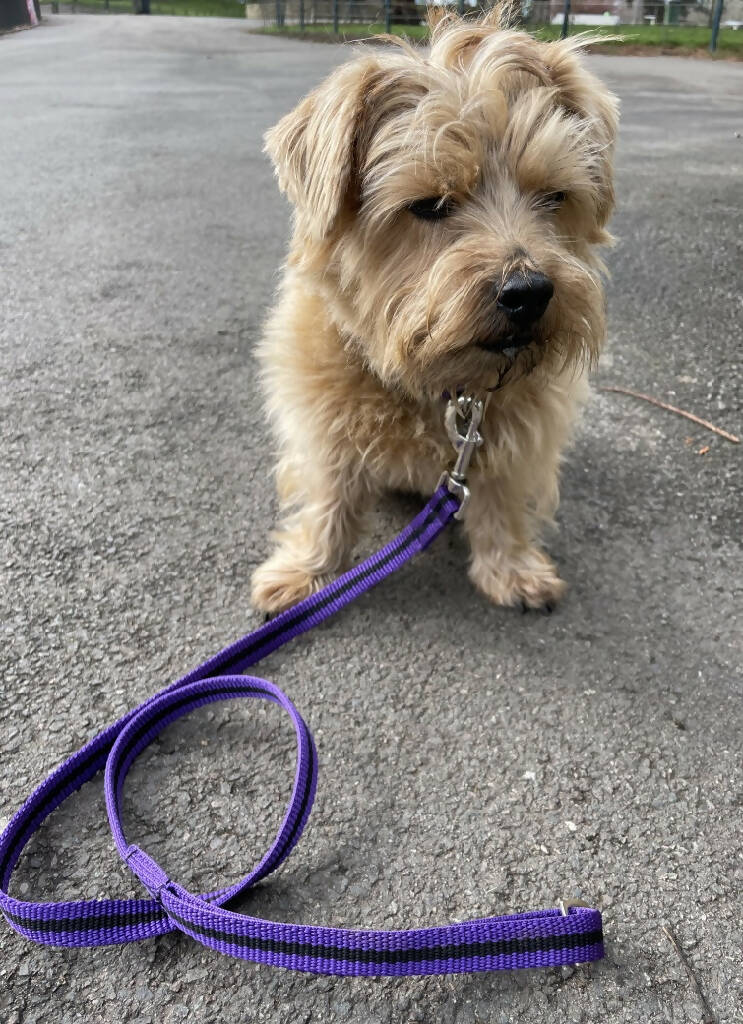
[437,393,489,519]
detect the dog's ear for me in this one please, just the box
[577,80,619,231]
[264,58,377,241]
[544,41,619,233]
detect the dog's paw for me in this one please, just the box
[251,556,326,614]
[469,548,566,612]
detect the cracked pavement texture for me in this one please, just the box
[1,15,741,1024]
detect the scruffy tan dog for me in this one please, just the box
[251,10,618,614]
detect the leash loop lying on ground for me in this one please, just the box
[0,400,604,976]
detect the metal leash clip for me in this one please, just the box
[438,393,489,519]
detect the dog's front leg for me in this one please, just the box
[251,457,370,614]
[463,473,566,611]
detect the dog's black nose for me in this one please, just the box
[497,270,554,327]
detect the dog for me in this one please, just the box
[250,9,618,614]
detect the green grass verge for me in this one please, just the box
[259,22,427,39]
[149,0,244,14]
[257,22,743,54]
[60,0,246,15]
[534,22,743,51]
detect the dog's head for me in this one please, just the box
[265,12,618,398]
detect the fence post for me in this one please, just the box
[332,0,338,33]
[299,0,304,30]
[709,0,723,51]
[384,0,390,32]
[560,0,570,37]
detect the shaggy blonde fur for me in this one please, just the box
[251,10,618,613]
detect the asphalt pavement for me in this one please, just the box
[1,15,741,1024]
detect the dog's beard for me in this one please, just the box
[338,300,598,402]
[423,331,544,398]
[338,262,603,400]
[414,336,564,401]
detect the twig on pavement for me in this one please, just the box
[599,386,740,444]
[662,924,716,1024]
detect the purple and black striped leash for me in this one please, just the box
[0,396,603,976]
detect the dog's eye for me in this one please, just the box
[539,191,567,210]
[407,197,456,221]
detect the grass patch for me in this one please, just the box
[260,21,428,40]
[256,21,743,54]
[50,0,134,11]
[57,0,246,15]
[534,22,743,52]
[149,0,245,14]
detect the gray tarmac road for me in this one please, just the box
[1,15,741,1024]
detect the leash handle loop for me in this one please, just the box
[106,675,317,908]
[107,677,602,976]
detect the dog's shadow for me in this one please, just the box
[360,432,671,625]
[348,488,479,615]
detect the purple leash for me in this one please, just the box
[0,397,603,977]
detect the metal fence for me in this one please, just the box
[255,0,742,47]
